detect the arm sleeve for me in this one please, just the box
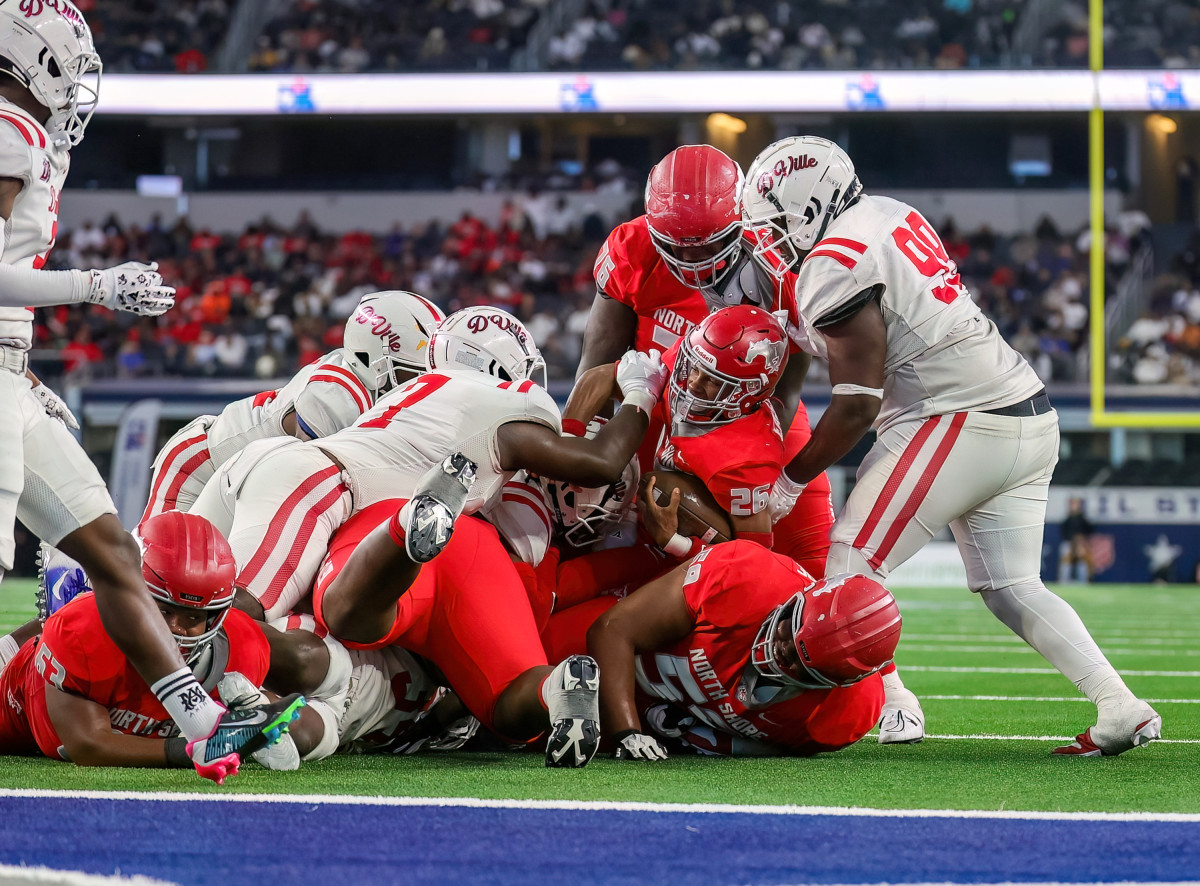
[708,463,783,516]
[293,375,370,439]
[0,262,89,307]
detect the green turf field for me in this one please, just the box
[1,577,1196,813]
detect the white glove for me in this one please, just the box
[768,472,806,524]
[615,350,668,415]
[613,730,669,761]
[644,703,695,740]
[84,261,175,316]
[214,672,301,771]
[32,384,79,430]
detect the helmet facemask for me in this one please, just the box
[648,219,744,293]
[145,574,232,666]
[669,335,770,429]
[751,594,845,690]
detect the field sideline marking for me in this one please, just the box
[919,694,1200,704]
[915,733,1199,744]
[1,788,1198,823]
[899,644,1198,657]
[901,665,1200,677]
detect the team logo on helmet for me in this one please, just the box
[745,337,786,374]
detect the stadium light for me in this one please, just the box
[1147,113,1178,134]
[706,113,747,134]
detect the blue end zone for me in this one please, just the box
[1,797,1197,885]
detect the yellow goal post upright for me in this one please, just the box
[1088,0,1200,428]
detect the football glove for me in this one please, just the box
[613,730,669,761]
[186,692,306,784]
[768,472,806,524]
[615,349,668,415]
[84,261,175,317]
[32,384,79,430]
[644,703,696,740]
[214,673,302,771]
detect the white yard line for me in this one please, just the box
[918,694,1200,704]
[900,665,1200,677]
[899,644,1199,657]
[1,788,1198,822]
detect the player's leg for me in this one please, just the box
[208,444,351,622]
[828,412,1024,744]
[952,412,1160,756]
[139,415,214,526]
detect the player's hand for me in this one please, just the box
[768,472,806,524]
[214,673,301,771]
[613,730,669,761]
[638,475,680,546]
[31,384,79,430]
[615,349,668,415]
[644,703,696,740]
[85,261,175,316]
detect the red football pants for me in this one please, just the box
[314,503,548,731]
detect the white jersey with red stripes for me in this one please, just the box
[319,370,562,517]
[480,471,553,566]
[141,349,374,524]
[207,349,374,467]
[783,195,1043,432]
[0,98,68,349]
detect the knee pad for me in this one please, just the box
[301,698,342,762]
[824,542,886,582]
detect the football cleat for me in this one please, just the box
[878,685,926,744]
[404,452,477,563]
[187,693,307,768]
[544,655,601,768]
[35,543,90,621]
[1053,699,1162,757]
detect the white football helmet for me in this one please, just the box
[0,0,101,146]
[740,136,862,281]
[545,419,640,548]
[425,306,546,387]
[343,290,445,393]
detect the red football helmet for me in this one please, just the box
[751,573,902,690]
[140,511,237,664]
[668,305,788,427]
[645,145,745,291]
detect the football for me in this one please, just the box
[640,470,733,545]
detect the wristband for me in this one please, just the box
[831,383,884,399]
[621,391,656,416]
[663,533,703,559]
[164,736,190,767]
[561,418,587,437]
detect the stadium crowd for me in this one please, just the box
[82,0,1200,75]
[40,205,1160,388]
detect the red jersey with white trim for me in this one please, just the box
[0,98,68,349]
[784,195,1043,432]
[320,370,562,518]
[0,593,268,759]
[207,349,374,467]
[652,345,785,520]
[634,542,883,753]
[595,217,711,355]
[596,217,804,358]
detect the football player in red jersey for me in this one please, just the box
[0,512,301,781]
[586,543,901,759]
[576,144,834,576]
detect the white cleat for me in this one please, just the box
[1054,698,1162,757]
[544,655,601,768]
[878,685,926,744]
[403,452,477,564]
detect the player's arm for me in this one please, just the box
[576,291,637,377]
[497,406,648,488]
[587,561,695,739]
[44,685,177,768]
[771,350,811,433]
[781,294,885,485]
[561,362,619,433]
[0,176,20,220]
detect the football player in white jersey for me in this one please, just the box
[140,290,444,525]
[740,136,1160,757]
[0,0,300,783]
